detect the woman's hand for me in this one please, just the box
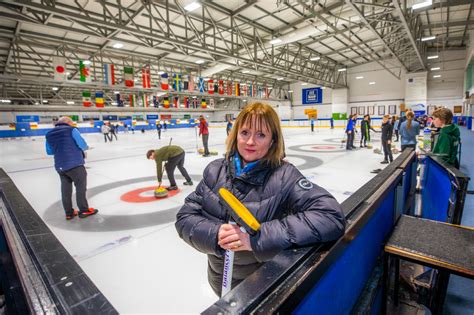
[218,224,252,252]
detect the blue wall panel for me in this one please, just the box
[421,158,451,222]
[294,191,395,315]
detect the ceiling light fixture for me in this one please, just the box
[310,56,321,61]
[412,0,432,10]
[421,36,436,41]
[52,87,58,91]
[114,91,120,94]
[157,71,165,75]
[66,101,75,105]
[42,100,48,103]
[356,76,364,79]
[431,67,440,71]
[433,75,441,78]
[242,70,250,73]
[195,59,205,64]
[270,38,282,45]
[427,55,439,59]
[220,98,224,101]
[277,77,284,80]
[301,83,308,86]
[113,42,123,49]
[338,68,347,72]
[83,60,91,65]
[369,82,376,85]
[288,90,293,93]
[184,1,201,11]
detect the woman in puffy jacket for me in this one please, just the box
[175,102,346,296]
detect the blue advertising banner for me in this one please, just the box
[147,115,159,120]
[302,88,323,104]
[16,115,39,123]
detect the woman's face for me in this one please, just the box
[237,118,273,164]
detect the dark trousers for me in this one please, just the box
[401,144,416,151]
[360,132,368,146]
[58,165,89,215]
[157,129,161,139]
[346,132,354,149]
[202,134,210,155]
[382,140,393,162]
[311,124,314,132]
[111,131,118,140]
[394,130,399,141]
[103,133,112,142]
[165,152,192,186]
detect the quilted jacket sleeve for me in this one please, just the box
[250,165,345,262]
[175,161,224,257]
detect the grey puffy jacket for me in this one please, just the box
[175,158,345,296]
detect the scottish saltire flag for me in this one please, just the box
[163,96,170,108]
[227,81,232,95]
[124,66,134,87]
[95,91,104,108]
[79,60,90,82]
[188,75,194,92]
[161,73,169,90]
[173,73,182,92]
[142,67,151,88]
[198,77,205,93]
[82,90,92,107]
[208,79,214,94]
[104,63,115,85]
[53,56,66,81]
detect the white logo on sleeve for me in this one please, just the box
[298,178,314,190]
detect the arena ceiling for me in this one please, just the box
[0,0,472,106]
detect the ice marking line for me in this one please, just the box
[74,235,133,262]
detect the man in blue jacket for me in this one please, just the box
[46,117,98,220]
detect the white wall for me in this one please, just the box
[427,50,466,112]
[348,59,405,117]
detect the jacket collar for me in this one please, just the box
[225,155,275,186]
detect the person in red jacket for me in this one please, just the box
[198,115,210,157]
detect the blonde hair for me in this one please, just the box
[406,111,414,130]
[226,102,285,167]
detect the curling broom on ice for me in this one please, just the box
[218,188,260,297]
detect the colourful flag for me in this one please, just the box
[79,60,90,82]
[198,77,205,93]
[161,73,169,90]
[209,98,215,108]
[116,93,123,107]
[142,94,149,107]
[153,95,158,107]
[173,96,179,108]
[164,96,170,108]
[188,75,194,92]
[142,67,151,88]
[201,98,207,108]
[104,63,115,85]
[183,75,189,91]
[95,91,104,108]
[173,73,182,92]
[192,97,198,108]
[183,96,189,108]
[265,87,270,99]
[218,80,224,95]
[214,82,218,94]
[235,82,240,96]
[248,83,253,97]
[82,90,92,107]
[129,94,136,107]
[208,79,214,94]
[241,84,248,97]
[124,66,134,87]
[53,56,66,81]
[227,81,233,95]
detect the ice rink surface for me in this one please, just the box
[0,126,395,314]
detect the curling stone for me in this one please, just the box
[197,148,204,154]
[210,150,218,156]
[341,139,346,143]
[154,187,169,198]
[367,143,373,149]
[392,148,400,154]
[373,148,382,154]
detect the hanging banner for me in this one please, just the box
[52,56,66,81]
[302,87,323,104]
[124,66,134,87]
[79,60,90,82]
